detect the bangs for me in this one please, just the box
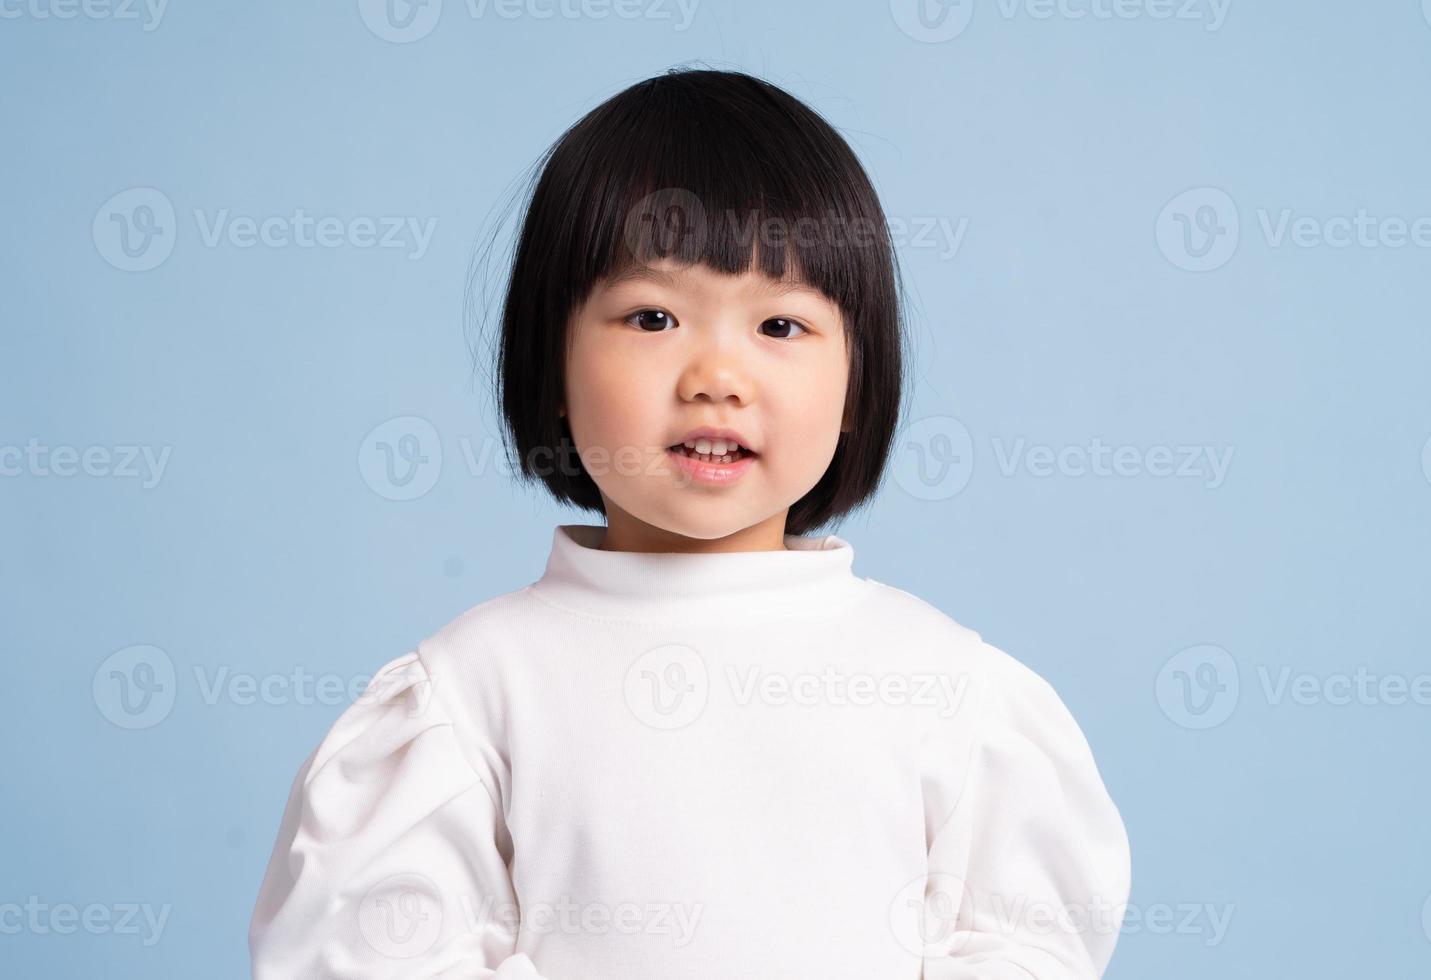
[529,70,894,322]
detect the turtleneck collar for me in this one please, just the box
[527,523,870,624]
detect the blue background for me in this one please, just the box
[3,0,1430,976]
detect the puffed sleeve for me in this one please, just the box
[248,651,550,979]
[921,658,1132,979]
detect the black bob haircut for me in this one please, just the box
[477,67,910,537]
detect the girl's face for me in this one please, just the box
[562,257,851,551]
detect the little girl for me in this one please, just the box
[249,68,1131,979]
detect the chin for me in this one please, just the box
[629,505,751,543]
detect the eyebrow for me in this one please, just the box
[603,264,820,298]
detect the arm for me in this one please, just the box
[921,660,1132,979]
[248,652,551,979]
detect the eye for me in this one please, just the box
[624,309,677,332]
[760,317,808,339]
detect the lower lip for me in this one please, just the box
[667,447,758,485]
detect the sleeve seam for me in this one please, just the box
[414,642,507,817]
[300,651,424,788]
[938,660,1001,831]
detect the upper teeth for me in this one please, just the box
[684,438,742,455]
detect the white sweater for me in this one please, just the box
[249,523,1132,979]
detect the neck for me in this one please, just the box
[597,504,791,554]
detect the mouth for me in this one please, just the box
[666,440,758,465]
[665,439,759,485]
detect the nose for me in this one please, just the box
[675,327,752,406]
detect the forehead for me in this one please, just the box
[599,259,825,300]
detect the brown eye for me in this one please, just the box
[761,317,808,339]
[626,309,675,332]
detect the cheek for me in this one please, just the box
[793,347,850,422]
[565,345,654,448]
[769,365,848,464]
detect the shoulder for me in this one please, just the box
[396,585,558,748]
[410,584,545,675]
[289,649,484,824]
[860,577,984,644]
[860,577,1005,674]
[860,577,1070,712]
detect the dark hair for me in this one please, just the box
[473,67,909,536]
